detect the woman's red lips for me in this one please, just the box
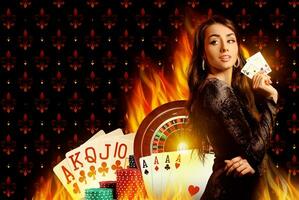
[219,55,231,61]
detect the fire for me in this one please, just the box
[33,173,72,200]
[126,31,192,133]
[124,13,299,200]
[32,12,299,200]
[125,20,250,134]
[257,159,299,200]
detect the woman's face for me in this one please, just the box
[203,23,238,72]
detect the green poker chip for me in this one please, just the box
[85,188,113,200]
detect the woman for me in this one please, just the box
[187,15,278,200]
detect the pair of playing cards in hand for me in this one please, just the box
[241,52,272,79]
[140,150,214,200]
[53,129,135,199]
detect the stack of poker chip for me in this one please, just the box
[116,168,147,199]
[129,155,137,168]
[99,181,117,199]
[85,188,113,200]
[97,155,140,199]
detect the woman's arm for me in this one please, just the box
[205,80,278,171]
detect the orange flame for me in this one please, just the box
[126,32,192,133]
[33,173,72,200]
[256,159,299,200]
[33,11,299,200]
[124,12,299,200]
[125,13,250,134]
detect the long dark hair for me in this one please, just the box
[187,15,260,158]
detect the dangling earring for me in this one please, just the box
[202,59,205,71]
[233,57,240,68]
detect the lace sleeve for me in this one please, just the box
[204,81,277,169]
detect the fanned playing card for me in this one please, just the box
[161,150,185,198]
[151,153,163,199]
[139,155,154,199]
[138,149,214,199]
[53,158,83,199]
[64,130,119,191]
[161,151,172,194]
[165,150,197,198]
[180,151,214,199]
[53,130,106,199]
[241,52,271,79]
[65,129,134,194]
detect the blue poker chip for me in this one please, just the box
[85,188,113,200]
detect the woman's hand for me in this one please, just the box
[252,72,278,103]
[224,156,255,177]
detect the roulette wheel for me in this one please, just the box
[134,100,194,169]
[133,100,214,199]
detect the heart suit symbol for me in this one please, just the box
[188,185,200,196]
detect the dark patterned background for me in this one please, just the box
[0,0,298,199]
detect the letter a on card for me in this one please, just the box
[53,158,83,199]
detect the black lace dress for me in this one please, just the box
[195,78,278,200]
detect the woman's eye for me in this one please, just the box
[210,40,218,45]
[228,39,236,44]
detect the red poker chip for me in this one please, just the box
[117,173,142,177]
[116,168,141,174]
[117,176,143,180]
[117,181,142,185]
[99,181,117,187]
[116,178,143,181]
[116,170,143,181]
[116,168,147,198]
